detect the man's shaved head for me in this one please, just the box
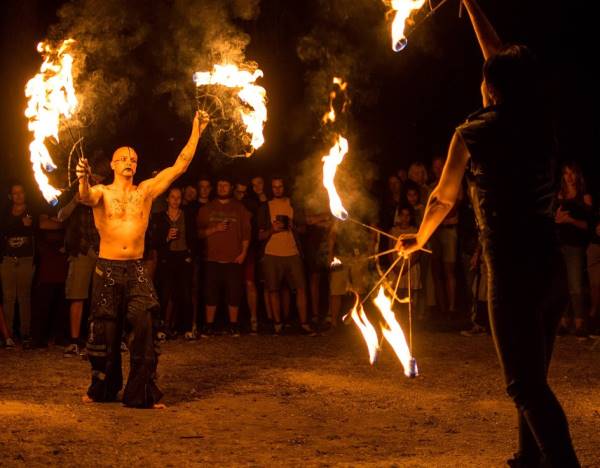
[112,146,138,161]
[110,146,138,178]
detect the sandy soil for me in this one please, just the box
[1,328,598,467]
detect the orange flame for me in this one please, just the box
[322,135,349,220]
[24,39,78,204]
[345,293,379,364]
[322,77,348,125]
[373,286,414,376]
[389,0,426,51]
[193,64,267,152]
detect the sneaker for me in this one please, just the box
[299,323,317,336]
[273,322,283,336]
[64,343,80,358]
[184,330,197,341]
[200,324,215,338]
[156,331,167,343]
[250,320,258,335]
[5,338,16,349]
[460,324,487,337]
[79,347,88,360]
[229,323,241,338]
[22,337,32,350]
[120,341,128,353]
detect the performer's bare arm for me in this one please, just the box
[397,133,470,255]
[139,111,209,200]
[462,0,503,60]
[76,158,103,207]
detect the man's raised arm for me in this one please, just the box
[77,158,103,207]
[462,0,503,61]
[141,111,210,200]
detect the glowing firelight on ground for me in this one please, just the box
[24,39,78,205]
[193,64,267,152]
[389,0,426,51]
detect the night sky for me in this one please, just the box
[0,0,595,208]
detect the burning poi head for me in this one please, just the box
[321,77,350,221]
[24,39,78,205]
[193,64,267,157]
[387,0,426,51]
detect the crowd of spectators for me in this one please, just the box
[0,159,598,354]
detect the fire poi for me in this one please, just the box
[193,63,267,157]
[24,39,78,205]
[319,77,418,376]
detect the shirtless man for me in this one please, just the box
[76,111,209,408]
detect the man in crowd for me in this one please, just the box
[258,177,315,335]
[197,175,251,337]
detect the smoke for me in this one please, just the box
[293,0,383,224]
[47,0,261,149]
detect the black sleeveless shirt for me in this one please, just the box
[456,105,557,248]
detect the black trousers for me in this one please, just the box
[484,240,579,467]
[86,259,163,408]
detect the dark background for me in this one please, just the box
[0,0,595,208]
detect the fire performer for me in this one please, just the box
[397,1,579,466]
[76,111,209,408]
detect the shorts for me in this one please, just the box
[205,262,243,307]
[262,254,306,292]
[431,225,458,263]
[65,248,97,300]
[329,260,369,296]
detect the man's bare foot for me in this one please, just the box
[82,395,95,404]
[153,403,166,409]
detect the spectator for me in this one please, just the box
[197,176,251,336]
[191,174,213,334]
[258,177,315,335]
[555,162,593,337]
[327,219,373,329]
[408,162,430,204]
[404,180,425,226]
[32,206,69,348]
[155,187,196,339]
[0,183,36,348]
[234,179,260,334]
[397,168,408,184]
[58,159,107,357]
[389,206,422,312]
[305,209,332,327]
[182,184,198,207]
[251,175,274,324]
[429,156,445,190]
[380,174,403,231]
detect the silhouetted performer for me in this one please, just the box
[398,1,579,466]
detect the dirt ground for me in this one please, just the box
[1,328,599,467]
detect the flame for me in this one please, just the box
[322,77,348,125]
[330,257,342,267]
[24,39,78,204]
[193,64,267,152]
[373,286,414,377]
[389,0,426,51]
[345,293,379,364]
[322,135,349,220]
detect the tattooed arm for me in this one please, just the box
[140,111,210,199]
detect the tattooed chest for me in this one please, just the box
[105,192,146,220]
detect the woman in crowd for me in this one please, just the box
[555,162,593,336]
[1,183,36,348]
